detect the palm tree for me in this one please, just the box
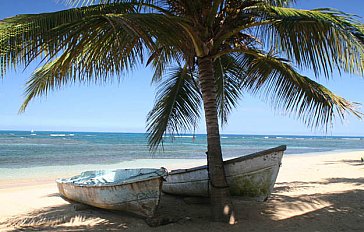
[1,0,364,223]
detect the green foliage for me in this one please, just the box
[235,50,362,128]
[0,3,136,76]
[1,0,364,150]
[258,6,364,77]
[146,56,246,149]
[146,66,201,150]
[214,55,244,125]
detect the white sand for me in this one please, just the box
[0,151,363,231]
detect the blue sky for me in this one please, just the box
[0,0,363,135]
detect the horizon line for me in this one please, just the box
[0,129,363,138]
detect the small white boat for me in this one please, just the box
[56,168,167,217]
[162,145,286,201]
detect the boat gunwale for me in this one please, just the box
[169,145,286,175]
[56,170,167,188]
[164,165,276,185]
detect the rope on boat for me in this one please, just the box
[206,152,230,195]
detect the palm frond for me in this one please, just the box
[147,46,185,83]
[61,0,169,13]
[255,0,296,7]
[255,6,364,78]
[146,66,202,150]
[20,58,63,112]
[17,14,152,111]
[105,13,189,49]
[2,8,194,115]
[0,3,136,76]
[214,55,243,125]
[19,41,138,112]
[235,50,362,129]
[0,3,190,77]
[62,0,160,6]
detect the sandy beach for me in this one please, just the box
[0,150,363,231]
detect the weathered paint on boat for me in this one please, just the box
[162,145,286,201]
[57,168,167,217]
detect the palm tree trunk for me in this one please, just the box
[198,56,236,224]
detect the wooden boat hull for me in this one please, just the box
[162,145,286,201]
[57,168,166,218]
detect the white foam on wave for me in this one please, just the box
[50,134,66,137]
[341,138,362,141]
[50,134,75,137]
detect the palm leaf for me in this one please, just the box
[214,55,243,125]
[146,66,202,150]
[255,6,364,77]
[0,3,136,76]
[256,1,296,7]
[62,0,160,6]
[0,3,189,77]
[17,14,148,111]
[20,58,63,112]
[235,50,362,128]
[147,46,185,83]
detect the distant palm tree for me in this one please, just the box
[1,0,364,223]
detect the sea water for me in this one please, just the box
[0,131,363,179]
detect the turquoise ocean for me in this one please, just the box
[1,130,364,171]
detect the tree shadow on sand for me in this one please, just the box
[0,203,132,231]
[231,176,364,232]
[274,177,364,193]
[0,193,200,231]
[252,189,364,232]
[1,178,364,231]
[324,159,364,167]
